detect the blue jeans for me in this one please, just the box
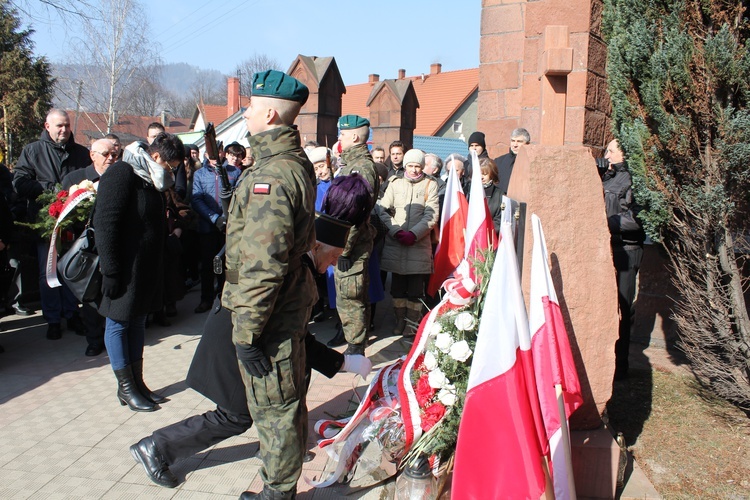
[37,241,79,324]
[104,315,147,370]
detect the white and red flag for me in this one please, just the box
[529,214,584,500]
[427,164,467,296]
[452,222,548,500]
[463,149,495,261]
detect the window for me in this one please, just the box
[453,121,462,133]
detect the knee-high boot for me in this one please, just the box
[131,359,168,404]
[114,365,157,412]
[402,300,424,337]
[392,298,408,335]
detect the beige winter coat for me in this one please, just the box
[377,175,439,275]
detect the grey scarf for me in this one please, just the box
[123,142,175,192]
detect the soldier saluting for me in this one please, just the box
[221,70,315,500]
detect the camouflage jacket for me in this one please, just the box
[338,144,379,262]
[222,126,317,345]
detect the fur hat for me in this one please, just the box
[403,149,425,167]
[306,146,330,164]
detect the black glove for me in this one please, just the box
[235,343,272,378]
[337,256,352,272]
[101,274,120,297]
[214,216,227,232]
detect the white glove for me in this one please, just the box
[343,354,372,378]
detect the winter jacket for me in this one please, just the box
[13,130,90,220]
[602,162,645,246]
[494,150,516,195]
[377,175,439,275]
[191,162,240,233]
[94,160,165,321]
[484,182,504,233]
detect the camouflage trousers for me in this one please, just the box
[238,335,308,493]
[334,257,370,346]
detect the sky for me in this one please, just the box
[21,0,481,86]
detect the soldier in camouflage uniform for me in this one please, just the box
[326,115,380,356]
[221,70,315,500]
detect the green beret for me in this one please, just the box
[338,115,370,130]
[252,70,309,105]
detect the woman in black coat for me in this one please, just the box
[478,157,504,234]
[94,133,184,412]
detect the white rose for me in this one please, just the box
[428,368,448,389]
[79,180,95,191]
[449,340,473,363]
[429,322,442,337]
[437,387,457,406]
[434,333,453,353]
[454,312,476,331]
[68,183,79,194]
[423,350,438,371]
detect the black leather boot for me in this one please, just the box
[326,322,346,348]
[130,436,178,488]
[114,366,157,412]
[131,359,168,404]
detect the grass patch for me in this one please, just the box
[606,368,750,498]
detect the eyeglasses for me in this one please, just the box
[93,150,117,158]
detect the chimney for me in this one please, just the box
[398,68,406,80]
[430,63,442,75]
[368,73,380,84]
[227,77,240,116]
[160,110,169,127]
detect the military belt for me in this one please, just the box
[225,257,303,285]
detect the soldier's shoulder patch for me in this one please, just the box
[253,183,271,195]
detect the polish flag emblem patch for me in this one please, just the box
[253,183,271,195]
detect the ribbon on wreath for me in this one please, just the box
[396,272,479,455]
[306,358,403,488]
[45,188,96,288]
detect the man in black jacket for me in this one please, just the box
[12,109,91,340]
[493,127,530,195]
[61,138,118,356]
[601,139,646,381]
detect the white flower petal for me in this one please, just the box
[454,312,476,331]
[449,340,473,363]
[423,350,438,371]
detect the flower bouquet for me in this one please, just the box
[308,251,495,489]
[20,181,97,238]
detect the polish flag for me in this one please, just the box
[453,222,548,500]
[464,150,496,261]
[427,165,467,296]
[530,214,584,500]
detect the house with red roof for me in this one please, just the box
[67,110,191,145]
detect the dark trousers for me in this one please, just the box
[198,231,225,303]
[390,273,428,300]
[36,241,79,324]
[82,302,105,348]
[612,244,643,371]
[151,406,252,465]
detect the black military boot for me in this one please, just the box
[239,485,296,499]
[130,436,178,488]
[326,322,346,348]
[114,366,157,412]
[131,359,168,404]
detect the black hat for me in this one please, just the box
[224,141,242,152]
[468,131,486,149]
[315,213,352,249]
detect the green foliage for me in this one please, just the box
[0,0,54,162]
[16,186,95,238]
[604,0,750,409]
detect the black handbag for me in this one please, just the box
[57,225,101,303]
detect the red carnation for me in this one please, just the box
[414,353,426,372]
[420,402,446,432]
[56,190,68,201]
[48,201,64,219]
[415,374,436,407]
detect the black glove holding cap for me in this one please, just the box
[235,343,272,377]
[337,256,352,272]
[214,216,227,232]
[101,274,120,297]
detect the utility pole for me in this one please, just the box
[73,80,83,136]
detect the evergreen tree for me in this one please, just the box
[0,0,53,163]
[604,0,750,408]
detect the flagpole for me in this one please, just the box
[556,384,577,500]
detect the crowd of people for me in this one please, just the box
[0,68,643,498]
